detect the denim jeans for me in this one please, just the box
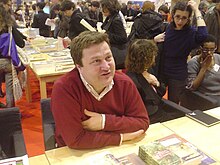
[0,58,14,107]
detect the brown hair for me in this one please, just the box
[0,4,13,32]
[70,31,110,66]
[142,1,155,12]
[125,39,158,73]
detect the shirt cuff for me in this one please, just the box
[119,134,123,145]
[101,114,105,129]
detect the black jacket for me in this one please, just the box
[68,9,96,40]
[126,72,166,116]
[101,12,127,46]
[128,10,164,41]
[31,10,50,37]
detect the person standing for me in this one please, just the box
[160,1,208,104]
[204,0,220,54]
[31,2,50,37]
[101,0,127,69]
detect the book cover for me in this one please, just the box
[139,134,216,165]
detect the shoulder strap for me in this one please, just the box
[8,27,12,57]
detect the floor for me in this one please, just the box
[0,70,53,157]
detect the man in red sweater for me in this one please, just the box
[51,31,150,149]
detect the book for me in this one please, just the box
[186,110,220,127]
[139,134,216,165]
[86,152,145,165]
[0,154,29,165]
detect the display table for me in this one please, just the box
[45,123,174,165]
[18,38,75,102]
[162,107,220,162]
[29,154,49,165]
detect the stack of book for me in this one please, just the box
[139,134,216,165]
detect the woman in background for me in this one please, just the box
[100,0,127,69]
[159,1,207,104]
[0,4,25,107]
[126,39,183,124]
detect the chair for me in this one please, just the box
[40,98,56,151]
[0,107,27,159]
[180,89,218,111]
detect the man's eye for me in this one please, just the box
[106,56,112,61]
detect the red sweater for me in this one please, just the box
[51,68,149,149]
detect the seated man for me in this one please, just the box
[51,31,149,149]
[125,39,183,124]
[187,34,220,105]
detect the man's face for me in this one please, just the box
[173,10,189,30]
[201,42,216,58]
[77,41,115,93]
[63,9,73,17]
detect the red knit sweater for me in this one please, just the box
[51,68,149,149]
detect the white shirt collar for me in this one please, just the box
[79,71,114,101]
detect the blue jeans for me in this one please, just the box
[0,58,14,107]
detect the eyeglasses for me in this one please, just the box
[174,15,188,21]
[201,47,216,53]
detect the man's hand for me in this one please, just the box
[122,130,144,142]
[82,109,103,131]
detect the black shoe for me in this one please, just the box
[0,91,5,98]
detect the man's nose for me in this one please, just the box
[101,60,110,69]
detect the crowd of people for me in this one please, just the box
[0,0,220,150]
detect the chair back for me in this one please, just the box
[40,98,56,150]
[0,107,27,159]
[180,89,218,111]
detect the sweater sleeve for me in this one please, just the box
[51,79,121,149]
[103,79,150,133]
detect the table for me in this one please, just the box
[162,107,220,162]
[45,123,174,165]
[29,154,49,165]
[19,42,74,102]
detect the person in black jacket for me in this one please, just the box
[0,4,26,107]
[100,0,128,69]
[60,0,96,42]
[128,1,164,41]
[125,39,183,124]
[31,2,50,37]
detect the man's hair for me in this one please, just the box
[202,34,217,47]
[70,31,110,66]
[36,2,46,10]
[60,0,75,11]
[158,4,170,14]
[91,1,100,8]
[100,0,121,15]
[125,39,158,73]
